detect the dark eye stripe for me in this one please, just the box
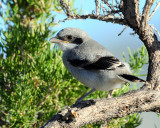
[58,36,64,41]
[74,38,83,44]
[67,35,72,40]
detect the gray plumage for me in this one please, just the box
[50,27,146,102]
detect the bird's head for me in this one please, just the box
[50,27,91,52]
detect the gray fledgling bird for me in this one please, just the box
[50,27,146,103]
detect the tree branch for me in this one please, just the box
[58,0,125,25]
[122,0,141,29]
[59,14,126,25]
[141,0,155,32]
[121,0,160,89]
[118,26,128,36]
[102,0,115,11]
[42,87,160,128]
[95,0,100,15]
[149,1,160,20]
[59,0,73,17]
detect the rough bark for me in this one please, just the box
[42,0,160,127]
[122,0,160,89]
[42,88,160,128]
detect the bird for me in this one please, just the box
[50,27,146,103]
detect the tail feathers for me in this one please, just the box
[118,74,146,84]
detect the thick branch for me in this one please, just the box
[42,88,160,128]
[121,0,160,89]
[141,0,155,31]
[122,0,141,30]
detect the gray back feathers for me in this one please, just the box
[57,27,91,42]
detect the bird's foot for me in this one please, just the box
[106,93,112,98]
[75,88,96,104]
[106,90,113,98]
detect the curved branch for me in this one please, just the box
[58,0,125,25]
[121,0,160,89]
[59,14,126,25]
[42,87,160,128]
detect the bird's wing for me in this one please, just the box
[67,56,124,70]
[118,74,146,83]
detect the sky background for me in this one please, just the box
[53,0,160,128]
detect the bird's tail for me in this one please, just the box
[118,74,147,84]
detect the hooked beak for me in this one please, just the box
[49,37,69,44]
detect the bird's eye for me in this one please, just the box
[66,35,73,40]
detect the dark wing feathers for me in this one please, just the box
[68,56,123,70]
[118,74,146,83]
[67,55,147,84]
[67,59,89,67]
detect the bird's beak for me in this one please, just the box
[49,37,69,44]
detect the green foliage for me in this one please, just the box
[0,45,83,127]
[2,0,59,28]
[121,114,142,128]
[82,114,142,128]
[0,0,78,127]
[123,46,148,75]
[0,0,149,128]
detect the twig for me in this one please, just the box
[149,2,160,20]
[59,0,73,17]
[150,24,160,38]
[102,0,115,11]
[23,51,36,64]
[112,0,114,8]
[95,0,100,15]
[101,0,107,16]
[130,32,136,35]
[118,26,128,36]
[119,0,123,10]
[0,1,4,9]
[11,53,16,62]
[102,0,122,18]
